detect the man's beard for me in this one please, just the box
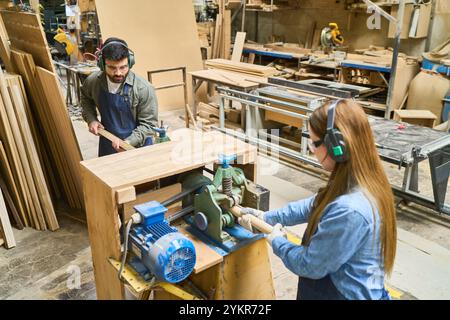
[107,74,126,84]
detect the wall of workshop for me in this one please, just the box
[429,1,450,51]
[235,0,450,56]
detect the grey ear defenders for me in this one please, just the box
[323,100,349,163]
[97,40,135,71]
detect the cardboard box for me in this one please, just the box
[388,3,432,39]
[409,3,432,38]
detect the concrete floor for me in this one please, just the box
[1,107,450,300]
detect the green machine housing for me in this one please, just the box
[182,155,270,243]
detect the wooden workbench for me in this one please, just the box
[80,128,275,300]
[189,69,264,129]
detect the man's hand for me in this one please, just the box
[112,138,124,153]
[89,121,104,136]
[267,224,287,245]
[241,207,266,221]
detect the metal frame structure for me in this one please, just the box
[215,86,450,215]
[236,0,406,120]
[147,67,190,128]
[362,0,406,119]
[394,136,450,214]
[217,86,324,167]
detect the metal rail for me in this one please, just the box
[216,87,450,215]
[362,0,406,119]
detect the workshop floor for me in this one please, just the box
[1,107,450,300]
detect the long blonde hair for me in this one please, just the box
[306,100,397,275]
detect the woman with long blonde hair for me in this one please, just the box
[245,99,397,300]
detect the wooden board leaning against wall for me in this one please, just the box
[0,10,84,210]
[95,0,207,111]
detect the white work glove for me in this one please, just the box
[241,207,266,221]
[267,224,287,245]
[237,215,253,232]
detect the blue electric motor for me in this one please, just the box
[129,201,196,283]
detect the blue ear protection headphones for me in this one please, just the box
[97,39,135,71]
[323,99,349,163]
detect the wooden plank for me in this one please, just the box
[0,237,3,247]
[0,141,28,226]
[223,10,231,60]
[394,109,437,128]
[205,59,277,77]
[9,83,58,230]
[305,21,316,49]
[11,50,77,209]
[178,225,223,274]
[212,13,222,59]
[1,10,54,72]
[190,69,263,89]
[0,185,15,248]
[81,166,125,300]
[0,14,15,72]
[98,129,135,151]
[1,9,82,209]
[0,68,49,230]
[123,183,182,220]
[95,0,205,111]
[30,0,40,13]
[157,238,274,300]
[36,66,84,209]
[115,187,136,205]
[214,239,274,299]
[231,32,246,62]
[0,80,37,228]
[263,44,311,55]
[0,175,23,230]
[6,73,60,201]
[80,129,257,190]
[198,102,220,118]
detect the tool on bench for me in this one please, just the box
[375,143,401,152]
[180,154,301,246]
[153,121,171,144]
[321,23,344,49]
[144,121,172,146]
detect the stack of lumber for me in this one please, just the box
[197,22,215,60]
[205,59,278,77]
[263,43,311,56]
[1,181,16,249]
[0,10,84,212]
[0,69,58,232]
[245,0,290,11]
[346,52,418,67]
[211,0,231,59]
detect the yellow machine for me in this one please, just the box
[321,23,344,48]
[53,28,76,55]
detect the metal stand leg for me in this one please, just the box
[409,163,419,193]
[402,165,413,192]
[245,104,252,136]
[219,96,225,129]
[429,148,450,213]
[66,69,72,106]
[301,120,309,156]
